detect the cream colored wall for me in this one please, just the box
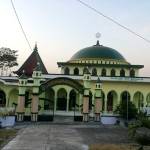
[89,81,150,109]
[0,82,18,107]
[8,89,18,107]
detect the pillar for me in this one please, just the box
[83,95,89,122]
[94,97,102,121]
[66,93,69,112]
[54,91,57,111]
[104,98,107,114]
[17,95,25,121]
[31,94,39,121]
[79,93,82,112]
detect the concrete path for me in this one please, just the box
[2,124,131,150]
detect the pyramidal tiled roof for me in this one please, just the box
[15,44,48,76]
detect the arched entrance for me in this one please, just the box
[0,90,6,107]
[8,89,18,108]
[107,91,117,112]
[133,91,144,109]
[146,93,150,107]
[121,91,130,103]
[57,88,67,111]
[89,91,93,111]
[44,88,55,110]
[102,91,105,111]
[69,90,76,111]
[25,90,32,109]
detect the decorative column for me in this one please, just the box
[31,62,42,122]
[82,67,91,122]
[16,72,27,121]
[94,77,102,122]
[66,92,70,112]
[104,98,107,114]
[31,93,39,122]
[54,91,57,111]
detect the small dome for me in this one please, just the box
[70,41,127,62]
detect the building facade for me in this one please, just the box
[0,41,150,122]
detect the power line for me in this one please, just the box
[76,0,150,44]
[10,0,32,50]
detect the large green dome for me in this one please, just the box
[70,41,126,62]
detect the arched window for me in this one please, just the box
[69,90,76,111]
[130,69,135,77]
[101,68,106,76]
[44,88,55,110]
[92,68,97,76]
[111,69,116,77]
[107,91,117,112]
[57,88,67,110]
[107,92,113,112]
[64,67,70,75]
[133,92,144,109]
[0,90,6,107]
[74,68,79,75]
[120,69,125,77]
[121,91,130,103]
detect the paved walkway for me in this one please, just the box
[2,124,131,150]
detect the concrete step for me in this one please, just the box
[54,116,74,123]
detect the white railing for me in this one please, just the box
[140,107,150,116]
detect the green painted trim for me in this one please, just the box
[83,95,89,97]
[17,112,25,114]
[32,93,39,96]
[57,62,144,69]
[18,94,25,96]
[95,96,102,98]
[31,112,38,114]
[40,77,84,94]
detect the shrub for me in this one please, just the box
[141,119,150,129]
[135,134,150,146]
[115,100,137,120]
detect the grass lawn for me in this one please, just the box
[0,128,18,148]
[89,144,139,150]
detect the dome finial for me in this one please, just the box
[95,32,101,46]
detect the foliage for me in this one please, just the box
[135,134,150,146]
[0,108,15,117]
[136,111,150,129]
[128,111,150,146]
[128,121,142,138]
[0,47,18,75]
[115,100,138,120]
[0,129,17,147]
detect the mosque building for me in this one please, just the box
[0,40,150,122]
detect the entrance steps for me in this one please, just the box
[53,115,74,124]
[52,115,101,125]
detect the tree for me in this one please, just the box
[0,47,18,76]
[115,100,138,120]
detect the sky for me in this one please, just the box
[0,0,150,76]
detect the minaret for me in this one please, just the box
[94,76,102,121]
[83,66,91,122]
[16,70,27,121]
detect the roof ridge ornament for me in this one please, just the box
[33,42,38,51]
